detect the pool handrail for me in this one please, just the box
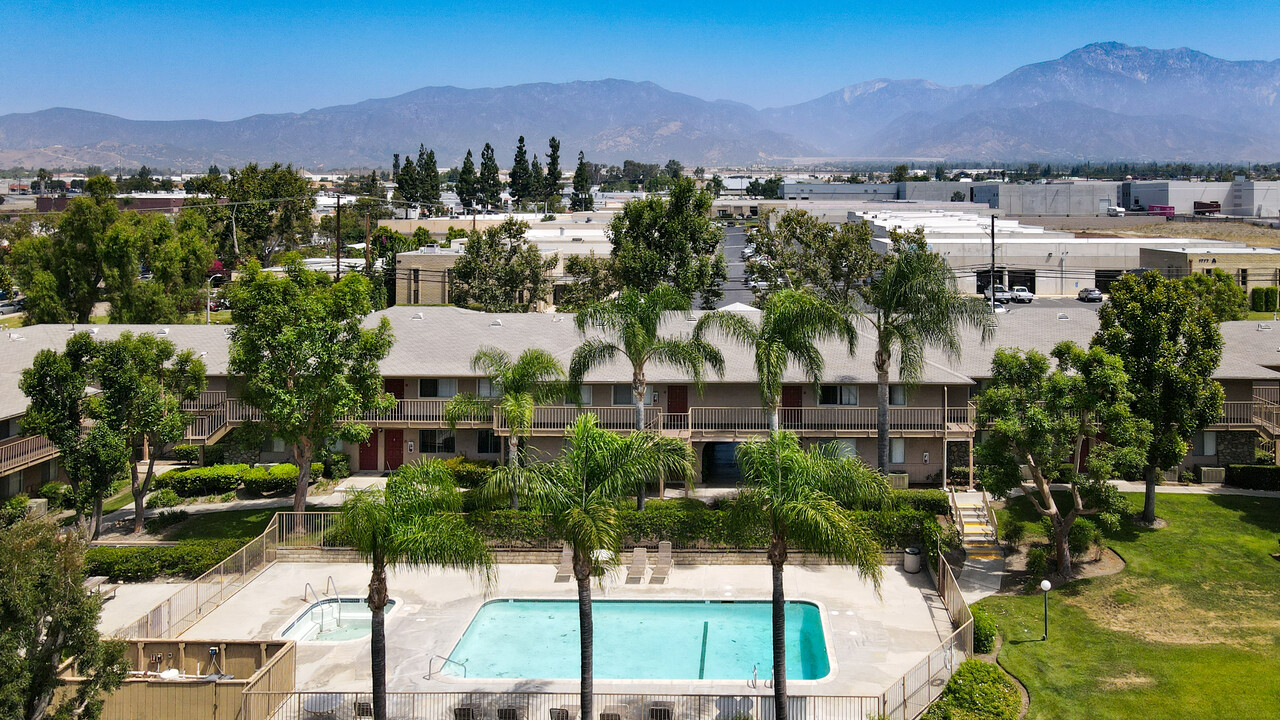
[427,655,468,679]
[325,576,343,627]
[301,582,319,604]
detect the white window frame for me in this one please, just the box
[890,438,906,464]
[419,378,458,399]
[819,384,859,406]
[477,378,499,398]
[566,386,592,405]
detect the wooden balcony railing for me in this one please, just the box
[497,406,659,433]
[180,391,227,413]
[686,406,971,434]
[347,399,491,425]
[0,435,59,476]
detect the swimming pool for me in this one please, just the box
[281,598,396,642]
[446,599,830,680]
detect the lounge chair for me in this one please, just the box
[648,703,674,720]
[650,541,673,584]
[599,705,625,720]
[549,709,571,720]
[498,708,520,720]
[626,547,647,583]
[455,707,476,720]
[555,544,573,582]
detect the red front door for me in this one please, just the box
[780,386,803,428]
[384,429,404,470]
[384,378,405,399]
[359,436,378,471]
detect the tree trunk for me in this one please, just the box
[1141,464,1158,524]
[293,439,314,513]
[768,405,779,433]
[508,435,521,511]
[634,371,647,511]
[574,557,594,720]
[1052,517,1074,578]
[770,558,788,720]
[367,558,388,720]
[876,361,890,472]
[132,438,157,535]
[90,494,104,541]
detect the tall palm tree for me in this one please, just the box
[337,459,493,720]
[730,432,889,720]
[698,289,855,431]
[518,414,693,720]
[444,346,566,509]
[569,285,724,508]
[853,234,992,470]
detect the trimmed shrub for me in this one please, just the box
[145,488,182,509]
[1000,520,1026,548]
[1225,464,1280,490]
[203,444,226,466]
[444,456,497,488]
[1025,546,1050,589]
[1068,517,1103,559]
[892,489,951,516]
[173,444,202,464]
[971,605,997,654]
[1,494,29,527]
[242,463,318,496]
[85,539,245,581]
[920,659,1019,720]
[143,509,189,533]
[38,482,73,510]
[155,464,247,497]
[322,452,350,480]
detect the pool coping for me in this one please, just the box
[431,596,839,689]
[276,596,402,645]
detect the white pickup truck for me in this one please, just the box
[1010,286,1036,303]
[985,284,1012,303]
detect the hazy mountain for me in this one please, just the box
[1,43,1278,168]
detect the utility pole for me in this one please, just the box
[990,214,997,310]
[335,194,342,280]
[364,213,372,275]
[206,276,211,325]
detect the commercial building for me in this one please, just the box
[1139,246,1280,291]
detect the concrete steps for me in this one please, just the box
[953,491,1002,560]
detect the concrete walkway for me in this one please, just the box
[952,491,1008,603]
[1109,480,1280,497]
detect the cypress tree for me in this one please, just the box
[572,151,594,211]
[544,136,562,202]
[478,143,503,209]
[509,136,531,203]
[530,154,545,210]
[397,156,419,205]
[421,147,441,211]
[458,149,478,209]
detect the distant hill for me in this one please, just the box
[1,43,1278,168]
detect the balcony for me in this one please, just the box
[349,399,492,427]
[686,406,974,438]
[497,406,660,435]
[0,435,59,476]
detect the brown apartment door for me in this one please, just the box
[384,429,404,470]
[780,386,803,429]
[384,379,405,399]
[359,436,378,471]
[667,385,689,430]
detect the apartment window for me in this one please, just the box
[419,429,455,454]
[2,471,21,499]
[271,437,286,453]
[1239,269,1248,288]
[477,379,499,398]
[889,386,908,406]
[565,386,592,405]
[890,438,906,464]
[477,429,503,455]
[819,385,858,406]
[831,439,857,458]
[613,384,655,406]
[412,268,420,304]
[0,418,12,441]
[1192,431,1217,457]
[419,378,457,398]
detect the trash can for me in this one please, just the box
[903,547,922,574]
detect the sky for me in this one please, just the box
[6,0,1280,120]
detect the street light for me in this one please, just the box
[1040,579,1052,641]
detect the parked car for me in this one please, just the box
[1106,206,1126,217]
[1010,286,1035,303]
[985,284,1012,303]
[1077,287,1104,302]
[0,302,20,316]
[991,302,1009,314]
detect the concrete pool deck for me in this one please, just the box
[181,560,951,698]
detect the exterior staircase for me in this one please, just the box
[952,490,1001,561]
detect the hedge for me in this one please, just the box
[971,605,997,654]
[173,444,202,464]
[444,456,497,488]
[1224,464,1280,490]
[242,463,324,496]
[155,465,247,497]
[85,539,246,582]
[891,489,951,516]
[1250,286,1279,313]
[920,659,1019,720]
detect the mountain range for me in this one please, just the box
[1,42,1277,169]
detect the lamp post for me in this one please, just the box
[1040,579,1052,641]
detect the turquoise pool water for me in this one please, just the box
[281,598,395,642]
[447,599,830,680]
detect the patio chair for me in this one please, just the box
[650,541,673,584]
[454,706,476,720]
[498,708,521,720]
[648,702,674,720]
[549,709,571,720]
[626,547,648,583]
[555,544,573,582]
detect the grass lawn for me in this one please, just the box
[162,507,280,541]
[102,488,135,514]
[979,493,1280,720]
[0,314,21,329]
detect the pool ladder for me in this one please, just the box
[426,655,467,679]
[748,664,773,690]
[300,576,345,632]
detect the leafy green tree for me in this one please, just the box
[450,218,557,312]
[698,289,855,430]
[1181,268,1247,322]
[457,150,478,209]
[338,461,492,720]
[444,347,566,509]
[396,156,419,206]
[745,176,782,198]
[609,177,726,308]
[568,285,724,507]
[90,332,207,534]
[103,210,216,323]
[729,432,887,720]
[62,424,131,540]
[853,230,992,470]
[1093,271,1223,523]
[509,136,532,204]
[183,163,315,267]
[558,254,617,312]
[229,261,395,512]
[746,210,880,307]
[478,143,503,209]
[571,152,594,211]
[0,518,129,720]
[519,415,692,720]
[543,137,562,206]
[319,197,393,247]
[975,343,1146,575]
[664,159,684,179]
[890,164,911,183]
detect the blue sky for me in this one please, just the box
[7,0,1279,120]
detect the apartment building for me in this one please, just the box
[3,308,1278,495]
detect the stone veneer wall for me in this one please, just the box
[1217,430,1257,466]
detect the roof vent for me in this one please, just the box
[1258,323,1272,331]
[490,319,503,328]
[157,328,170,336]
[1057,313,1069,320]
[411,312,424,320]
[552,315,563,323]
[8,333,25,341]
[89,328,98,335]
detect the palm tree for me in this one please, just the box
[444,346,566,509]
[697,289,855,431]
[569,285,724,508]
[730,432,889,720]
[853,234,992,470]
[337,459,493,720]
[517,414,693,720]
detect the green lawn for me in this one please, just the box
[979,493,1280,720]
[163,507,280,541]
[102,488,135,514]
